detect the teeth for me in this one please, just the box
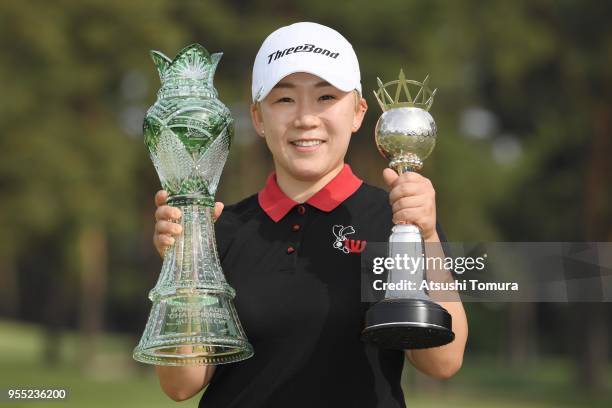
[292,140,322,147]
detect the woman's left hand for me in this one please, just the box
[383,168,438,241]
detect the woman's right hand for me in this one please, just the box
[153,190,224,258]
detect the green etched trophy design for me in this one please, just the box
[133,44,253,365]
[361,70,455,349]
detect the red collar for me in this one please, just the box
[258,164,363,222]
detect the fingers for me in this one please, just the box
[383,168,427,188]
[153,217,183,257]
[391,196,426,213]
[152,192,223,258]
[382,168,399,187]
[155,205,182,222]
[153,190,181,258]
[155,190,169,207]
[388,173,433,205]
[213,202,224,222]
[392,206,434,226]
[387,171,436,239]
[155,220,182,236]
[388,181,429,205]
[153,232,175,257]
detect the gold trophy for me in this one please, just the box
[361,70,455,349]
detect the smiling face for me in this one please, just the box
[250,72,367,183]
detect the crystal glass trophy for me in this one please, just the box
[361,70,455,349]
[133,44,253,365]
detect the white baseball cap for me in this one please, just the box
[251,22,362,103]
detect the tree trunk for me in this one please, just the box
[574,104,611,389]
[506,302,537,366]
[0,251,19,317]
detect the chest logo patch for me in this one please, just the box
[332,225,367,254]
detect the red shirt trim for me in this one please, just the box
[258,164,363,222]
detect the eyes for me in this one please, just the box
[274,94,337,104]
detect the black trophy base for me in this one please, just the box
[361,298,455,350]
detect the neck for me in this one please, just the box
[274,163,344,203]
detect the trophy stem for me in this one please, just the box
[151,202,233,300]
[385,225,429,301]
[390,153,422,174]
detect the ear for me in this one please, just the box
[250,103,265,138]
[352,96,368,133]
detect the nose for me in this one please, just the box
[293,100,321,130]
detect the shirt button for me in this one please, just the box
[292,224,300,232]
[297,205,306,215]
[286,246,295,254]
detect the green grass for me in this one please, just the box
[0,320,202,408]
[0,319,610,407]
[403,354,612,408]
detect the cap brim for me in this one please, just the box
[254,61,360,102]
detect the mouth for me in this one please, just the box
[289,139,325,147]
[289,139,326,153]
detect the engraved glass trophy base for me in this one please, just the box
[133,289,254,366]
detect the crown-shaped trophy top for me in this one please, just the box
[151,43,222,91]
[373,69,437,112]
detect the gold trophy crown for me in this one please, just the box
[373,69,437,112]
[373,70,438,173]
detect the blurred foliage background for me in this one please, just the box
[0,0,611,407]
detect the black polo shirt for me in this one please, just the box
[200,164,406,408]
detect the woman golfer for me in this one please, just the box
[152,22,467,408]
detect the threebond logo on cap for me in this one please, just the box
[267,43,340,64]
